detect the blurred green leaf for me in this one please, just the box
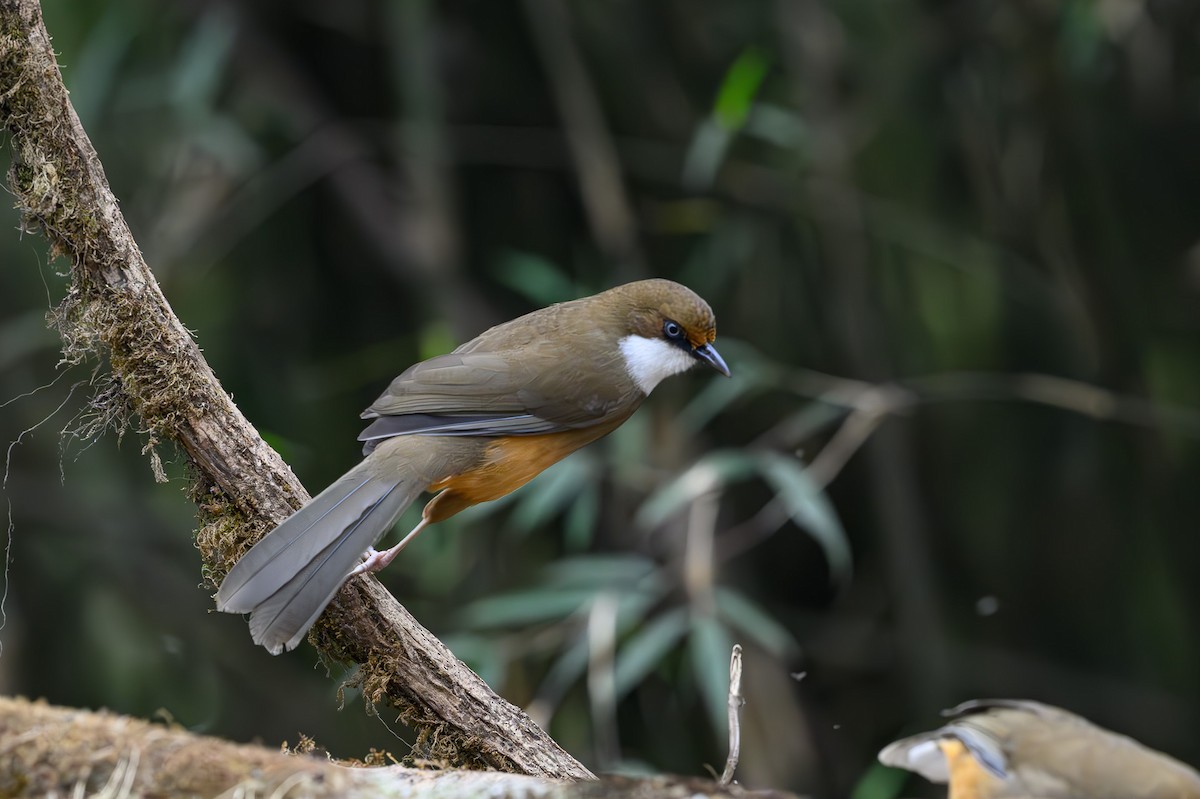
[457,587,595,629]
[441,632,509,688]
[563,483,600,551]
[682,120,734,191]
[743,102,808,149]
[526,587,674,709]
[493,251,580,306]
[684,47,769,189]
[1059,0,1105,76]
[510,455,596,533]
[850,762,911,799]
[418,320,458,362]
[608,410,653,479]
[635,450,757,530]
[766,403,850,449]
[170,6,236,111]
[535,631,591,708]
[68,5,139,126]
[676,369,754,433]
[676,339,782,432]
[540,553,660,589]
[678,217,759,288]
[613,582,669,629]
[614,606,690,700]
[756,451,853,586]
[459,561,665,630]
[257,429,306,465]
[713,47,769,130]
[715,587,799,658]
[688,614,734,736]
[636,447,851,587]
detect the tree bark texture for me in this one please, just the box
[0,0,591,780]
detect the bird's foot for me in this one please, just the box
[349,546,397,577]
[347,518,430,579]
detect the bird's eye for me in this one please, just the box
[663,320,684,340]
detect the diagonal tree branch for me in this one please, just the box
[0,0,591,780]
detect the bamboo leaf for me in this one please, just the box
[755,451,853,586]
[635,451,757,530]
[457,588,594,629]
[541,554,659,589]
[688,615,734,735]
[715,587,800,658]
[713,47,770,130]
[563,483,600,551]
[492,250,579,306]
[613,606,690,700]
[509,455,595,533]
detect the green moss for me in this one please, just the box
[192,478,272,585]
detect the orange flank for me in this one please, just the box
[422,420,628,523]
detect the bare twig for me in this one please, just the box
[907,371,1200,437]
[803,385,908,489]
[720,645,745,785]
[0,0,589,779]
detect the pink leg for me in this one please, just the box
[349,518,430,577]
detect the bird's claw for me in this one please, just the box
[348,545,400,578]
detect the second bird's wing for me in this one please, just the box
[881,700,1200,799]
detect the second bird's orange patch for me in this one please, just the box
[940,739,1005,799]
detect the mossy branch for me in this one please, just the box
[0,697,786,799]
[0,0,591,781]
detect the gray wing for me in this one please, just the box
[358,411,562,452]
[877,735,953,783]
[879,702,1016,783]
[877,721,1007,782]
[358,348,634,452]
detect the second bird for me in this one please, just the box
[216,279,730,654]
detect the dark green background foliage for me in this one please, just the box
[2,1,1199,795]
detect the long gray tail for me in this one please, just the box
[215,457,424,655]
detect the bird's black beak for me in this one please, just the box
[693,343,731,377]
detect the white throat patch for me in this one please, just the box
[619,335,697,394]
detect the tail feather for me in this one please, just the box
[216,459,424,654]
[247,480,414,654]
[216,471,374,613]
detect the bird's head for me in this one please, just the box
[603,279,730,395]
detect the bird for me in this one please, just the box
[216,279,730,654]
[878,698,1200,798]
